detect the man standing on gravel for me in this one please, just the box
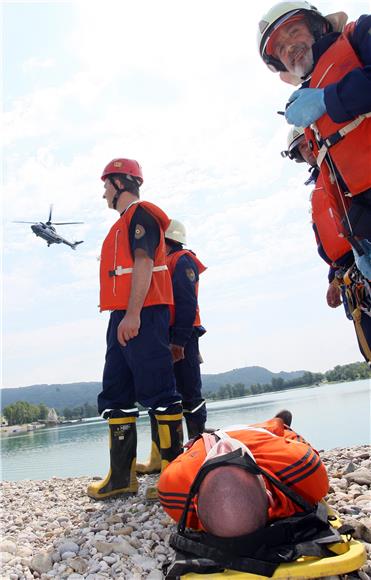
[87,158,184,500]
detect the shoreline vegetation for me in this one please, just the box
[1,444,370,579]
[204,361,371,401]
[1,362,370,430]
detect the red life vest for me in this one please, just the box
[158,418,329,530]
[99,201,173,311]
[166,250,206,327]
[311,171,352,265]
[304,22,371,197]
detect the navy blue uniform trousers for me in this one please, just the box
[173,330,206,424]
[98,306,181,414]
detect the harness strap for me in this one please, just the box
[170,533,278,576]
[109,264,168,277]
[316,113,371,168]
[352,308,371,361]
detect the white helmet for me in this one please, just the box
[281,126,305,162]
[258,1,330,72]
[165,219,187,245]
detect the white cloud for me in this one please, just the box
[2,0,368,387]
[22,57,55,72]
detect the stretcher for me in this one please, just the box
[177,507,366,579]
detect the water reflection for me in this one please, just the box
[1,380,369,481]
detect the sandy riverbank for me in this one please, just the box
[1,444,370,580]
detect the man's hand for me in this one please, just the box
[117,312,141,346]
[285,88,326,127]
[170,343,185,363]
[326,281,342,309]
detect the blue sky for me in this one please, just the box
[3,0,369,388]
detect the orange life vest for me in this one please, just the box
[99,201,173,311]
[166,250,207,327]
[311,171,352,265]
[158,418,329,529]
[304,22,371,197]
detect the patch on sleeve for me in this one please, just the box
[186,268,196,282]
[134,224,146,239]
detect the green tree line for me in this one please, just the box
[2,401,98,425]
[204,362,370,401]
[62,402,98,420]
[2,402,49,425]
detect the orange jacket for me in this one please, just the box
[304,23,371,197]
[158,418,329,529]
[166,250,207,327]
[311,171,352,264]
[99,201,173,311]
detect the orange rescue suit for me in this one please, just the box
[99,201,173,311]
[304,22,371,197]
[158,418,329,529]
[311,171,352,264]
[166,250,207,327]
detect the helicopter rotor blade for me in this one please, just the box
[13,221,38,224]
[47,204,53,225]
[52,222,84,225]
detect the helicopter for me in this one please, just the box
[14,205,84,250]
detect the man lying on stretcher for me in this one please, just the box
[158,410,329,535]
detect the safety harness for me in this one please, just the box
[164,441,353,579]
[336,265,371,361]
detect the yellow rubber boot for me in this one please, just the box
[87,416,138,500]
[136,412,161,475]
[145,407,184,501]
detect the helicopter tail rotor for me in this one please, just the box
[71,241,84,250]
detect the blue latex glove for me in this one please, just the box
[285,88,326,127]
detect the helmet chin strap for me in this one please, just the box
[109,177,126,210]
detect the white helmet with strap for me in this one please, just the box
[281,126,305,162]
[165,219,187,245]
[257,1,330,72]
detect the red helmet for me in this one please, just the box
[101,158,143,185]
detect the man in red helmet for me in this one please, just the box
[258,2,371,280]
[87,158,184,500]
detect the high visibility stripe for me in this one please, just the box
[183,400,206,414]
[108,417,136,425]
[286,458,323,487]
[276,449,312,477]
[112,264,168,276]
[280,450,320,484]
[158,490,190,498]
[156,413,183,422]
[158,497,196,508]
[160,502,197,513]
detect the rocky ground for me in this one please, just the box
[1,444,370,580]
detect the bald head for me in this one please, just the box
[197,466,268,537]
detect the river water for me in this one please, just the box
[1,379,370,482]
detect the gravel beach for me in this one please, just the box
[1,444,370,580]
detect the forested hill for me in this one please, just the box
[2,362,369,412]
[1,366,304,411]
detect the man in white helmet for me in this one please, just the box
[282,128,371,362]
[258,2,371,280]
[137,220,207,475]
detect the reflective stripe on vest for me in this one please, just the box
[109,264,168,277]
[99,201,173,311]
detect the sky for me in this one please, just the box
[2,0,370,389]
